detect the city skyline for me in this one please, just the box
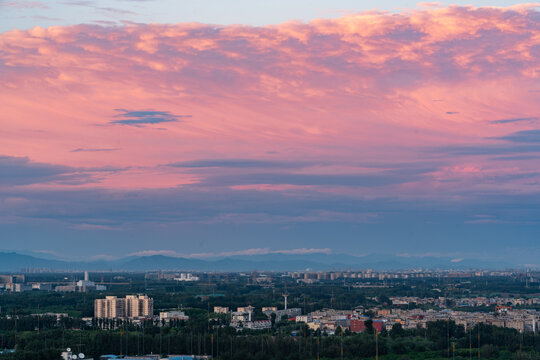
[1,2,540,264]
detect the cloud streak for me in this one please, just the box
[0,1,47,9]
[495,130,540,143]
[0,155,92,186]
[128,247,332,258]
[491,117,539,124]
[110,109,190,126]
[169,159,315,169]
[70,147,119,152]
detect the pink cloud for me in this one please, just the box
[0,1,47,9]
[1,6,540,197]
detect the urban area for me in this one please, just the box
[0,269,540,359]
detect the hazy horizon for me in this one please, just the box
[1,1,540,265]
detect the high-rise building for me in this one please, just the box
[94,296,126,319]
[94,295,153,319]
[126,295,153,318]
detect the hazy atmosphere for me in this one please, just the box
[1,0,540,265]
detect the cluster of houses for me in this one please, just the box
[213,305,301,330]
[291,306,540,334]
[210,294,540,334]
[389,295,540,307]
[0,273,106,293]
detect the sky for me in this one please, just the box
[1,1,540,264]
[1,0,536,32]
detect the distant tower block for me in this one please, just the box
[84,271,89,281]
[283,294,288,310]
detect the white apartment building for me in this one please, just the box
[174,273,199,282]
[160,311,189,323]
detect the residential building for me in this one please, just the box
[174,273,199,282]
[6,283,32,292]
[32,283,52,291]
[95,296,126,319]
[245,320,272,330]
[126,295,153,318]
[214,306,230,314]
[160,311,189,324]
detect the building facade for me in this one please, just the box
[94,295,153,319]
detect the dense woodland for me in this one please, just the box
[1,319,540,359]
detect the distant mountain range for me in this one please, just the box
[0,251,526,272]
